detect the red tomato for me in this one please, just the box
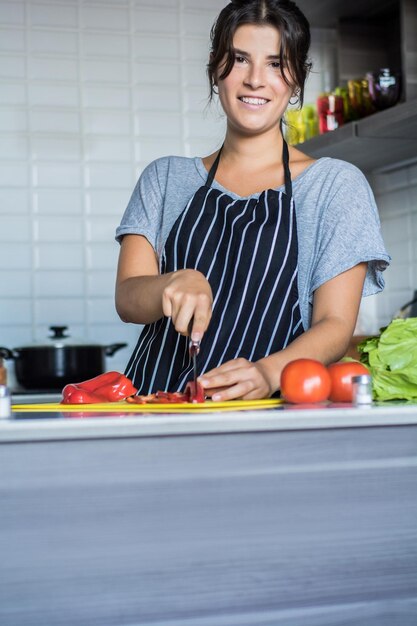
[280,358,331,404]
[328,361,369,403]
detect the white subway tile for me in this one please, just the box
[34,188,83,215]
[30,110,80,133]
[34,242,84,270]
[186,137,220,157]
[81,32,129,57]
[81,59,129,83]
[86,270,115,297]
[30,29,78,54]
[0,188,29,214]
[84,136,131,162]
[133,61,180,85]
[87,189,132,215]
[30,3,78,28]
[87,297,120,324]
[0,55,26,79]
[34,216,84,242]
[134,111,182,137]
[0,28,25,52]
[0,2,25,25]
[34,297,85,325]
[0,82,26,105]
[28,57,78,81]
[183,0,224,9]
[81,5,129,31]
[133,35,179,60]
[82,85,130,109]
[182,37,210,63]
[133,84,181,112]
[376,188,410,218]
[135,137,183,162]
[0,325,32,349]
[0,135,28,160]
[182,11,215,36]
[185,112,225,141]
[34,270,84,297]
[0,242,31,269]
[133,7,177,33]
[0,109,27,132]
[29,82,79,107]
[86,242,119,270]
[85,163,133,189]
[0,270,31,297]
[0,216,31,242]
[0,161,29,186]
[183,62,208,88]
[184,88,210,113]
[0,299,32,325]
[133,0,176,7]
[381,261,412,292]
[83,110,131,135]
[380,214,411,247]
[86,216,117,242]
[31,136,81,161]
[34,162,82,187]
[86,322,135,351]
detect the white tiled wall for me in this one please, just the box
[2,0,406,385]
[0,0,227,382]
[358,162,417,333]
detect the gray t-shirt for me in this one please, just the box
[116,155,390,330]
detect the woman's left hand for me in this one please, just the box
[198,358,273,401]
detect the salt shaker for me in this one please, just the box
[352,374,373,407]
[0,384,11,419]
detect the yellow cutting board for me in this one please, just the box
[12,398,283,414]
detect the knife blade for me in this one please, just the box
[189,338,200,386]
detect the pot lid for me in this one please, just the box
[20,326,101,349]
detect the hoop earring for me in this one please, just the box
[289,94,299,106]
[212,84,219,95]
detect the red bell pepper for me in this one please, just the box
[61,371,137,404]
[185,380,205,403]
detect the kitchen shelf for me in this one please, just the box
[298,100,417,171]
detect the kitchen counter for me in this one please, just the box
[1,403,417,626]
[3,400,417,441]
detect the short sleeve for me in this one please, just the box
[309,164,390,299]
[115,159,164,249]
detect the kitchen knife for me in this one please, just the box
[189,338,200,386]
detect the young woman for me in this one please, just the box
[115,0,390,401]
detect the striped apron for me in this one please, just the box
[126,140,304,393]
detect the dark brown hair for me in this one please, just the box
[207,0,312,107]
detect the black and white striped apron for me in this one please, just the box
[126,140,304,393]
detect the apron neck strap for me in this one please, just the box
[282,137,292,197]
[206,136,292,197]
[206,146,222,188]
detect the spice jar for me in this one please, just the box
[352,374,373,407]
[0,357,7,386]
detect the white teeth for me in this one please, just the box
[240,97,268,105]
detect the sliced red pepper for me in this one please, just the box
[126,391,189,404]
[185,380,205,403]
[61,372,137,404]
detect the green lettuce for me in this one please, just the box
[358,318,417,401]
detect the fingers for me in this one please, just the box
[162,270,213,338]
[199,359,272,401]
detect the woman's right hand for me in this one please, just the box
[162,269,213,342]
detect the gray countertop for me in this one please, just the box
[2,402,417,442]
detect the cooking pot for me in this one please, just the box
[0,326,127,390]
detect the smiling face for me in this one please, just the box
[216,24,295,138]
